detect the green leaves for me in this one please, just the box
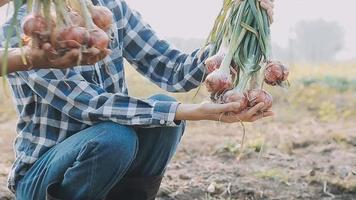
[203,0,272,91]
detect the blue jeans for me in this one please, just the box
[15,94,184,200]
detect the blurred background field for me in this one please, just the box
[1,60,356,199]
[1,0,356,199]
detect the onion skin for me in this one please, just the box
[88,28,110,51]
[90,6,113,32]
[222,90,248,113]
[57,26,90,49]
[68,10,85,27]
[245,89,273,111]
[22,14,51,41]
[205,54,224,73]
[264,61,289,86]
[205,70,233,94]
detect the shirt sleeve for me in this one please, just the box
[119,0,211,93]
[16,69,180,127]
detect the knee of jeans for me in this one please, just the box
[93,122,138,161]
[148,93,177,102]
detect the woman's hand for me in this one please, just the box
[0,44,110,76]
[25,43,110,69]
[175,102,273,123]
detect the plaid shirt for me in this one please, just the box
[0,0,209,192]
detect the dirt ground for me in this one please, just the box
[0,116,355,200]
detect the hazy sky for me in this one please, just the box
[1,0,355,60]
[125,0,356,60]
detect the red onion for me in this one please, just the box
[22,14,50,40]
[264,61,289,86]
[222,90,248,113]
[245,89,273,111]
[57,26,90,49]
[68,10,85,27]
[205,70,233,94]
[88,28,110,51]
[89,6,113,32]
[205,53,224,73]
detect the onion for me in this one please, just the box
[68,10,85,27]
[22,14,51,40]
[205,53,224,73]
[222,90,248,113]
[89,5,113,32]
[57,26,90,49]
[88,28,110,51]
[264,61,289,86]
[245,89,273,111]
[204,70,233,94]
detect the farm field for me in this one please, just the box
[0,64,356,200]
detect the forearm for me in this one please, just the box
[0,48,29,76]
[175,104,209,121]
[175,103,222,121]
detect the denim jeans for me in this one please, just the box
[15,94,185,200]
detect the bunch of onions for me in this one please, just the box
[1,0,114,76]
[203,0,289,113]
[52,0,90,51]
[204,40,238,101]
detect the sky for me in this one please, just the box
[125,0,356,60]
[1,0,355,60]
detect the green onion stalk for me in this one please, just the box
[1,0,25,79]
[203,0,274,108]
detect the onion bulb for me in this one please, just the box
[222,90,248,113]
[89,5,113,32]
[264,61,289,86]
[245,89,273,111]
[205,70,233,94]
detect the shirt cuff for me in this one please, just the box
[152,101,180,127]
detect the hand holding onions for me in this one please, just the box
[203,0,289,117]
[20,0,113,69]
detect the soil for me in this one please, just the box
[0,118,356,200]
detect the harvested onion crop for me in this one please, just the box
[203,0,289,112]
[1,0,114,76]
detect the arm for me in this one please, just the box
[0,48,28,75]
[17,70,272,125]
[120,0,210,93]
[0,46,108,77]
[16,69,271,126]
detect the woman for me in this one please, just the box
[0,0,274,199]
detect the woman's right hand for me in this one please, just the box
[25,43,110,70]
[175,102,274,123]
[1,44,110,76]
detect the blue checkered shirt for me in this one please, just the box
[0,0,209,192]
